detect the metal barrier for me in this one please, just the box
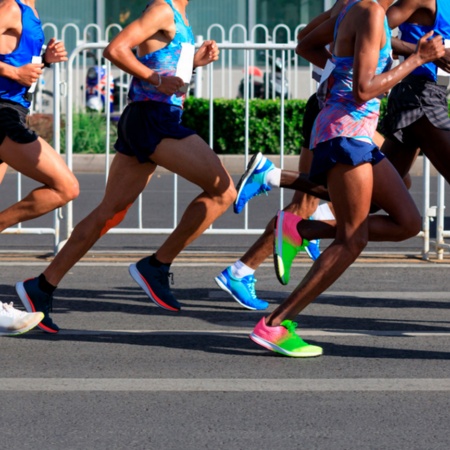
[4,22,448,258]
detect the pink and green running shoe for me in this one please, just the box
[274,210,308,286]
[250,317,323,357]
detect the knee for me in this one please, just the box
[58,175,80,205]
[339,234,368,260]
[216,179,236,209]
[399,213,421,240]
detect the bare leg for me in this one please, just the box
[402,116,450,185]
[241,147,320,269]
[43,153,155,286]
[0,162,7,184]
[150,134,236,264]
[267,162,374,326]
[0,137,79,231]
[266,157,421,326]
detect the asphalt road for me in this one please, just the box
[0,172,450,449]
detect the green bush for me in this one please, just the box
[61,97,407,154]
[61,112,118,154]
[182,97,308,155]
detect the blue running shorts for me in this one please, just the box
[309,136,385,186]
[114,101,196,163]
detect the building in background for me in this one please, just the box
[39,0,330,46]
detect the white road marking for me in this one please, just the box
[1,378,449,391]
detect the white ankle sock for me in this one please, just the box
[265,167,281,188]
[311,203,335,221]
[230,260,255,278]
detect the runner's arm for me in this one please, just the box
[354,4,443,102]
[103,1,178,87]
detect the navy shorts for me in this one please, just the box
[114,101,197,163]
[309,137,385,186]
[0,101,37,146]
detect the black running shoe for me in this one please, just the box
[15,278,60,334]
[129,256,181,311]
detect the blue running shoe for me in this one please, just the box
[15,277,59,334]
[129,256,180,311]
[234,152,275,214]
[214,267,269,311]
[305,239,321,261]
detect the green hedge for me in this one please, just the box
[182,97,307,155]
[67,97,444,154]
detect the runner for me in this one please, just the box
[234,0,444,357]
[16,0,235,332]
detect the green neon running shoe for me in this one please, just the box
[250,318,323,357]
[273,210,309,286]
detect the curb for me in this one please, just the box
[68,154,433,176]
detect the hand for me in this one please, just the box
[155,75,185,95]
[193,40,219,68]
[415,31,445,64]
[44,37,68,64]
[434,48,450,74]
[14,63,44,86]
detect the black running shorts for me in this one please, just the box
[0,100,38,146]
[380,74,450,150]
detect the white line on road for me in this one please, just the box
[1,378,449,391]
[54,329,450,337]
[2,262,450,268]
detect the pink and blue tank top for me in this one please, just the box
[310,0,392,149]
[398,0,450,82]
[0,0,44,108]
[128,0,195,108]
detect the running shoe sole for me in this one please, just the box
[0,312,44,336]
[273,211,288,285]
[234,152,264,211]
[128,263,180,312]
[214,276,261,311]
[250,332,323,357]
[15,282,58,334]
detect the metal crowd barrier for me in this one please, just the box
[3,22,449,259]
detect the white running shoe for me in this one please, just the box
[0,302,44,336]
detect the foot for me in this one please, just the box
[129,256,180,311]
[273,210,308,285]
[305,239,321,261]
[250,318,323,357]
[234,152,275,214]
[0,302,44,336]
[215,267,269,311]
[15,278,59,334]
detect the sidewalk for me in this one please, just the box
[67,154,434,175]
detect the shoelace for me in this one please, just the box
[280,320,298,335]
[0,302,13,312]
[154,269,174,287]
[244,276,258,299]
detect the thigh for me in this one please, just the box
[299,145,314,173]
[372,158,420,222]
[409,116,450,185]
[151,134,233,195]
[380,136,419,180]
[327,163,373,240]
[0,136,76,187]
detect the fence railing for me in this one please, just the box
[3,22,449,259]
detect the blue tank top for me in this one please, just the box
[311,0,392,148]
[128,0,195,108]
[398,0,450,81]
[0,0,44,108]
